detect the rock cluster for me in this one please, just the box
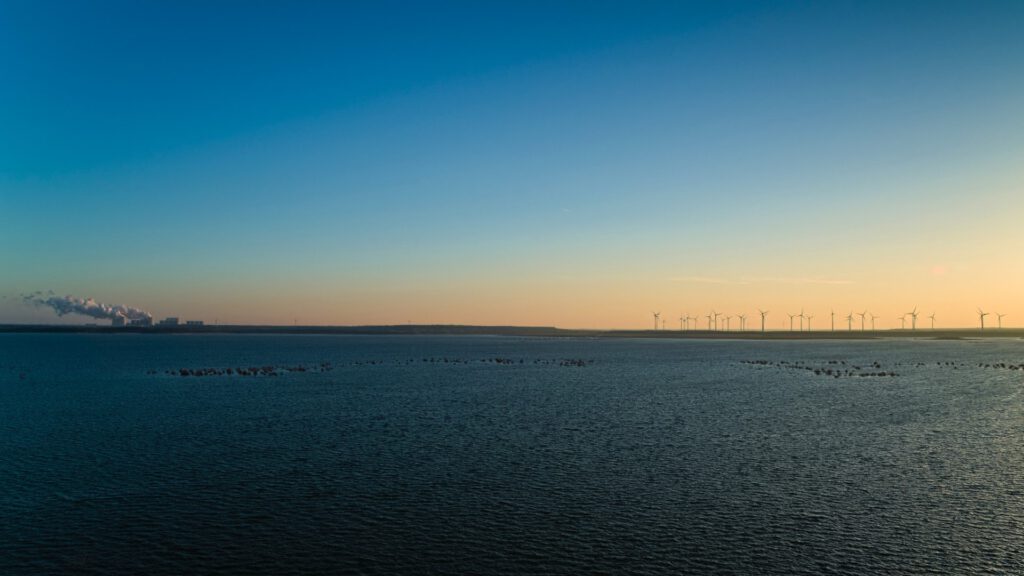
[156,362,334,377]
[741,359,898,378]
[154,357,594,377]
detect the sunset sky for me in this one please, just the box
[2,1,1023,328]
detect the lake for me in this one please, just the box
[2,333,1022,574]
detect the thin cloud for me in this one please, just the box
[746,276,854,286]
[671,276,750,285]
[673,276,852,286]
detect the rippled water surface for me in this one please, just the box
[2,334,1024,574]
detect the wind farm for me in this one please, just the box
[623,304,1018,338]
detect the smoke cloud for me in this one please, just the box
[22,291,152,321]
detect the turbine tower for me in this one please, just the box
[799,309,805,332]
[907,307,919,330]
[830,309,835,332]
[652,312,660,331]
[713,311,722,331]
[898,314,906,330]
[725,315,732,331]
[787,313,797,332]
[758,310,769,333]
[870,313,879,331]
[928,313,935,329]
[805,313,814,331]
[706,313,713,331]
[997,313,1007,329]
[978,308,989,330]
[858,311,867,331]
[738,314,747,331]
[845,312,853,331]
[679,314,685,331]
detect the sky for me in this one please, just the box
[2,1,1023,329]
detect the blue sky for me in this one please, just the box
[3,1,1023,327]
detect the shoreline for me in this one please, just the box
[2,324,1022,340]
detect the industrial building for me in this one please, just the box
[106,315,203,328]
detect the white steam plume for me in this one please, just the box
[22,291,152,321]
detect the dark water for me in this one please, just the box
[2,334,1023,574]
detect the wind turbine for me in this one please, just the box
[706,313,713,331]
[928,312,935,329]
[997,313,1007,329]
[907,307,919,330]
[652,312,660,330]
[738,314,747,331]
[679,314,685,331]
[805,313,814,331]
[787,313,797,332]
[689,316,699,331]
[870,313,879,331]
[898,314,906,330]
[713,311,722,331]
[858,311,867,331]
[845,312,853,331]
[725,315,732,331]
[830,309,835,332]
[978,308,989,330]
[799,309,805,332]
[758,310,769,333]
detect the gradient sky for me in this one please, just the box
[2,1,1023,328]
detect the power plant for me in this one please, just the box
[22,292,203,328]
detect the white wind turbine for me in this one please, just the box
[978,308,989,330]
[997,313,1007,329]
[928,312,935,330]
[858,310,867,331]
[907,307,919,330]
[738,314,747,331]
[652,312,660,330]
[758,310,769,333]
[805,313,814,331]
[845,312,853,331]
[787,313,797,332]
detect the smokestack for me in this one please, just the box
[23,291,152,324]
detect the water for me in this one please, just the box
[2,333,1023,574]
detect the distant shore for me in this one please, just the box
[2,324,1022,340]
